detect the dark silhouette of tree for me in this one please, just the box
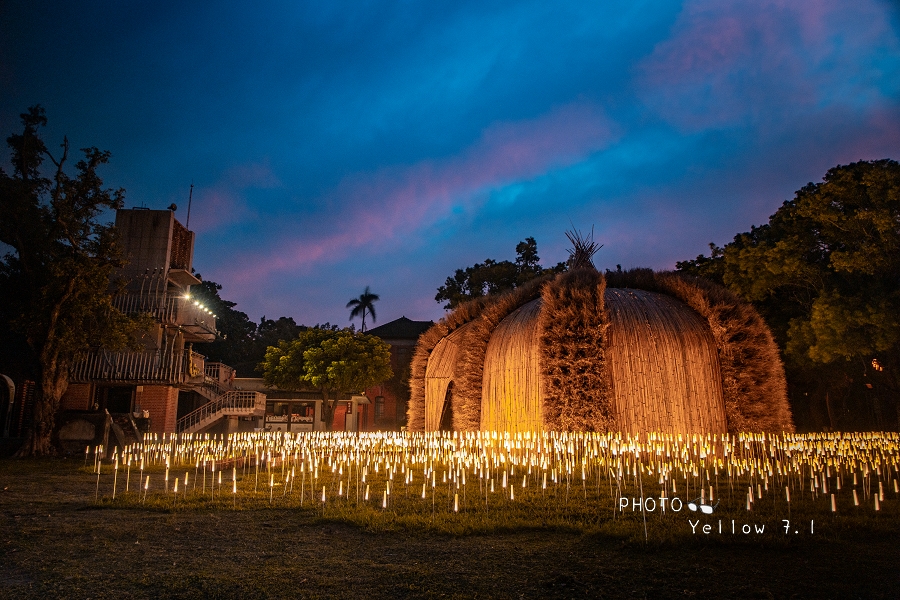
[347,286,379,332]
[435,237,567,309]
[0,106,145,455]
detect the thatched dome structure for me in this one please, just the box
[409,266,794,434]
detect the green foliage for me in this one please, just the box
[188,279,256,367]
[260,327,393,428]
[188,278,305,375]
[675,242,725,285]
[303,331,393,393]
[677,160,900,429]
[0,106,145,454]
[435,237,566,309]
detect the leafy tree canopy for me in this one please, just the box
[435,237,566,309]
[187,277,306,375]
[677,159,900,429]
[259,327,392,429]
[679,159,900,366]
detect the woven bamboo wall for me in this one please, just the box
[424,321,474,431]
[481,298,544,432]
[604,288,727,434]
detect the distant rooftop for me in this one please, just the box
[366,316,433,340]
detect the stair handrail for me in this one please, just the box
[175,390,263,433]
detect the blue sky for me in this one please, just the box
[2,0,899,327]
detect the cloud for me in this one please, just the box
[188,161,280,232]
[229,101,617,283]
[637,0,900,131]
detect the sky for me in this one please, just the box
[2,0,899,328]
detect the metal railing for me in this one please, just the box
[71,348,192,384]
[176,390,265,433]
[112,291,215,334]
[112,291,179,322]
[204,362,235,383]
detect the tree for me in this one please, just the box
[346,286,379,332]
[189,278,257,371]
[678,159,900,430]
[260,327,392,429]
[0,106,144,455]
[435,237,566,309]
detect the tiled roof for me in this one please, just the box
[366,316,433,340]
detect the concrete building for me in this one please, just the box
[60,207,266,438]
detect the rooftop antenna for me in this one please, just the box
[186,182,194,229]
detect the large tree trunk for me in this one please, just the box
[16,353,68,456]
[320,389,336,431]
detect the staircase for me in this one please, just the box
[176,363,266,434]
[176,389,266,433]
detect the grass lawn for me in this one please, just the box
[1,456,898,599]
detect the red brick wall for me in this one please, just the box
[141,385,179,434]
[333,404,348,431]
[61,384,93,411]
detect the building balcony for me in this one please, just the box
[70,348,207,385]
[112,292,216,342]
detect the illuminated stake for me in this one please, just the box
[112,459,118,500]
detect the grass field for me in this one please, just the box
[1,431,899,599]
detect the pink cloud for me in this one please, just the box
[229,101,617,283]
[188,160,280,232]
[637,0,898,131]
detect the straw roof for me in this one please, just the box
[409,267,793,434]
[605,288,726,434]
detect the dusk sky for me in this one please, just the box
[2,1,899,328]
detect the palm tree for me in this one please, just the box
[347,286,379,332]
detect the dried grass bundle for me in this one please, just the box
[451,275,552,430]
[565,228,602,271]
[407,297,490,431]
[539,268,615,431]
[605,269,793,433]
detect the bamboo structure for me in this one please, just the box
[424,321,475,431]
[480,299,544,432]
[539,268,612,431]
[410,267,792,434]
[605,288,726,434]
[605,269,793,433]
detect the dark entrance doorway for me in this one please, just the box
[99,386,134,413]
